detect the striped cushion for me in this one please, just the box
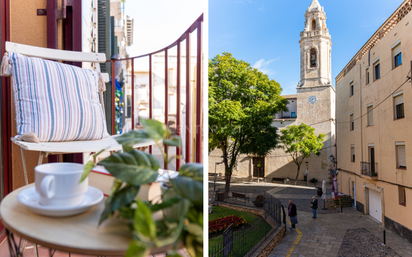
[10,52,109,142]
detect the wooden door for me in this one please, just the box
[253,157,265,178]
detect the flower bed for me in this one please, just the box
[209,215,248,235]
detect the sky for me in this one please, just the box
[123,0,206,57]
[209,0,405,96]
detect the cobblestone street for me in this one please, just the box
[210,179,412,256]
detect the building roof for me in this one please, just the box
[308,0,321,12]
[282,94,297,99]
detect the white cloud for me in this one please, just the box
[252,58,280,75]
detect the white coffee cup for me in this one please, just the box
[35,163,88,207]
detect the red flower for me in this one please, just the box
[209,215,248,234]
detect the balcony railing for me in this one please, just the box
[360,162,378,177]
[107,14,204,170]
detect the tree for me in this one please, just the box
[209,52,288,196]
[279,123,325,185]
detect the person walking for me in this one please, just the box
[288,200,297,230]
[311,196,318,219]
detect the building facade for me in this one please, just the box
[209,0,336,183]
[336,0,412,243]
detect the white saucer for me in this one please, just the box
[17,186,104,217]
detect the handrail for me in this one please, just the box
[106,13,204,170]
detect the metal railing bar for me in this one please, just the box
[164,49,168,169]
[131,58,134,128]
[185,32,191,164]
[111,58,116,134]
[176,41,181,170]
[104,14,203,62]
[195,20,202,163]
[149,54,153,154]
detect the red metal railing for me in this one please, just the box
[107,14,204,170]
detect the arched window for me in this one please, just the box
[310,48,317,68]
[312,19,316,30]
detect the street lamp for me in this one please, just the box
[214,161,224,192]
[305,161,309,186]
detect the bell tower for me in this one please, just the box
[299,0,332,88]
[295,0,335,182]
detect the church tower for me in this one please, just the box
[296,0,335,180]
[299,0,332,88]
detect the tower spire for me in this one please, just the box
[308,0,321,12]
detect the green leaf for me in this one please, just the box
[170,176,203,206]
[150,197,181,212]
[124,240,149,257]
[163,135,181,147]
[110,185,140,211]
[99,199,113,225]
[80,161,95,183]
[100,162,158,186]
[166,251,182,257]
[140,118,168,140]
[178,163,203,181]
[133,200,157,242]
[115,130,152,149]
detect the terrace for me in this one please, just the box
[0,1,204,256]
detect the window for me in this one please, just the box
[312,19,316,30]
[291,112,296,118]
[366,69,370,85]
[350,83,354,96]
[351,145,355,162]
[394,93,404,119]
[393,43,402,68]
[374,63,380,80]
[399,186,406,206]
[396,142,406,169]
[350,114,354,131]
[367,105,373,126]
[310,48,317,68]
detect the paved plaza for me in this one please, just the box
[210,178,412,256]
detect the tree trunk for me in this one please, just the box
[222,141,231,197]
[294,165,301,185]
[224,171,231,197]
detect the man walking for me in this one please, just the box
[311,196,318,219]
[288,200,297,230]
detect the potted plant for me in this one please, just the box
[253,194,265,208]
[81,119,203,257]
[310,178,318,184]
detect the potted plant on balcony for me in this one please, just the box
[81,119,203,257]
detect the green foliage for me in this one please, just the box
[209,52,288,194]
[279,123,325,184]
[81,118,202,256]
[255,194,264,202]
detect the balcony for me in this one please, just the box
[360,162,378,180]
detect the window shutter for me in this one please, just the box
[98,0,110,73]
[393,44,401,57]
[395,94,404,105]
[398,145,406,167]
[368,107,373,125]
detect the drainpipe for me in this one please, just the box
[359,64,363,166]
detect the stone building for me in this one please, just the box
[209,0,336,183]
[336,0,412,242]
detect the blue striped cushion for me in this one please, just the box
[10,52,109,142]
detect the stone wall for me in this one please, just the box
[255,225,286,257]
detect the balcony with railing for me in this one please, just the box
[360,162,378,179]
